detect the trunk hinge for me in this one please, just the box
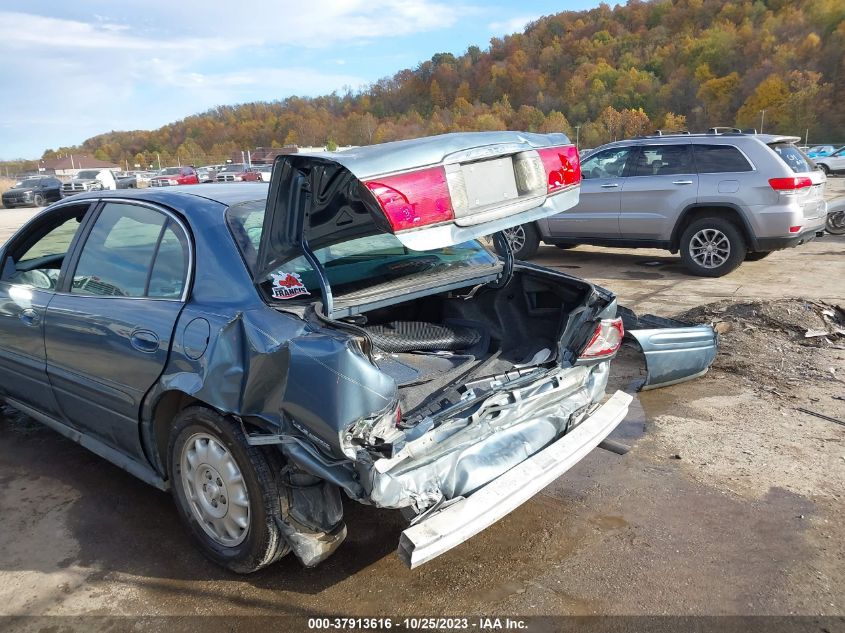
[491,231,514,288]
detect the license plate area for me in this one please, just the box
[459,156,519,214]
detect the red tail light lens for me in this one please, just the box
[769,177,812,191]
[538,145,581,194]
[579,318,624,360]
[789,225,802,233]
[365,167,455,231]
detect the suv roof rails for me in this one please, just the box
[652,129,690,136]
[706,127,742,135]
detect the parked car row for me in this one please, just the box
[502,132,829,277]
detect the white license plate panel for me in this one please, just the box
[461,157,518,210]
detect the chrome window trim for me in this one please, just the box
[52,197,194,303]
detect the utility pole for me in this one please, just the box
[804,129,809,148]
[759,109,766,134]
[156,152,161,170]
[575,125,581,149]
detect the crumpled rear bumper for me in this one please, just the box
[397,390,632,568]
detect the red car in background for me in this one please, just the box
[215,164,262,182]
[150,166,200,187]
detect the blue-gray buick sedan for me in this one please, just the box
[0,132,716,572]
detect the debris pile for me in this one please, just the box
[677,298,845,391]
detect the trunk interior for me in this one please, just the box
[342,270,597,417]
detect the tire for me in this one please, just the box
[745,250,773,261]
[827,211,845,235]
[498,223,540,260]
[679,217,746,277]
[168,406,289,573]
[555,244,578,249]
[33,194,44,207]
[819,164,830,176]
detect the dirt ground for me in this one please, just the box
[0,183,843,631]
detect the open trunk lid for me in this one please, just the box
[256,131,581,281]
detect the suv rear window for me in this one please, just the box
[769,143,814,174]
[693,145,753,173]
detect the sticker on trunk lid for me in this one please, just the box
[270,272,310,299]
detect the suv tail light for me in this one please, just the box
[364,144,580,233]
[769,177,812,191]
[579,318,624,360]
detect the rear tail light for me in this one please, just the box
[364,166,455,231]
[789,225,802,233]
[579,318,624,360]
[537,145,581,194]
[769,177,812,191]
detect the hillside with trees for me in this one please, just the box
[31,0,845,168]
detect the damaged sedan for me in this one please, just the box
[0,132,716,572]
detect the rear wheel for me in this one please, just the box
[33,194,44,207]
[745,250,773,261]
[679,217,746,277]
[168,407,289,573]
[499,224,540,260]
[819,164,830,176]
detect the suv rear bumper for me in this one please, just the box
[755,226,825,252]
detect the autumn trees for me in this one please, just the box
[28,0,843,168]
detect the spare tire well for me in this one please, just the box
[671,206,753,252]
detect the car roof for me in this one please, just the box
[587,133,800,154]
[63,183,270,211]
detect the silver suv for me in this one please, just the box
[504,133,828,276]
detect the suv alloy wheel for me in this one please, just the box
[679,217,746,277]
[500,223,541,259]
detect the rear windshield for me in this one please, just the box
[226,201,498,302]
[769,143,814,174]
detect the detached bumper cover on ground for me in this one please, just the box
[398,390,633,568]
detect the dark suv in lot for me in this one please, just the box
[504,133,827,276]
[2,176,63,208]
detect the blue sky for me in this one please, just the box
[0,1,602,159]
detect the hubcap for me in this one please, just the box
[180,433,250,547]
[689,228,731,269]
[503,225,526,253]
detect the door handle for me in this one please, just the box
[672,180,694,185]
[130,329,160,353]
[20,308,40,327]
[600,183,620,188]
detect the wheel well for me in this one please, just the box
[670,206,752,252]
[152,391,201,477]
[150,392,272,478]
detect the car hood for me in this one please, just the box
[3,187,35,195]
[256,131,581,280]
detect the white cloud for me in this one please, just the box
[0,1,474,158]
[488,15,540,34]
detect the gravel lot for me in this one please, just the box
[0,182,843,629]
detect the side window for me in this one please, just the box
[693,145,753,173]
[71,203,187,298]
[1,207,88,289]
[632,145,693,177]
[580,148,632,179]
[147,224,189,298]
